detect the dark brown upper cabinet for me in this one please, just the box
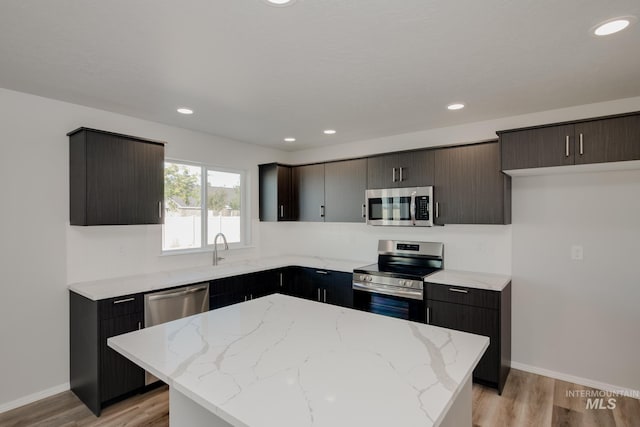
[367,149,435,189]
[434,142,511,225]
[324,158,367,222]
[293,163,325,222]
[259,163,297,221]
[499,112,640,171]
[69,128,165,226]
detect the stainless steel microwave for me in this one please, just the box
[365,186,434,226]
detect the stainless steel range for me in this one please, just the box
[353,240,443,322]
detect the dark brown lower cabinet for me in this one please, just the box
[209,270,279,309]
[276,267,353,308]
[426,282,511,394]
[70,292,145,416]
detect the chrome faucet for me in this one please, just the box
[212,233,229,266]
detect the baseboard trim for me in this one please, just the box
[0,382,70,414]
[511,361,639,398]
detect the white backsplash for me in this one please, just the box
[259,221,512,275]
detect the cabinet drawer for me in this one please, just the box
[425,283,498,310]
[98,294,144,318]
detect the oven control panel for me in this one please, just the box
[354,274,422,290]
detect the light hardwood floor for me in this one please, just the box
[1,370,638,426]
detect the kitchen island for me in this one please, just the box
[108,294,488,427]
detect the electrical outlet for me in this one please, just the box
[571,245,583,261]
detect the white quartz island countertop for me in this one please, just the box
[108,294,489,427]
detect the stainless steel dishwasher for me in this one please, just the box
[144,283,209,384]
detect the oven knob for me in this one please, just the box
[359,275,365,281]
[367,276,373,282]
[398,280,405,286]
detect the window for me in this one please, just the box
[163,160,246,252]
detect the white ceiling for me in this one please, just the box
[1,1,639,150]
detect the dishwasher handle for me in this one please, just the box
[146,284,209,302]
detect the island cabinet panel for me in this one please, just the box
[293,163,325,222]
[499,111,640,171]
[324,158,367,223]
[70,292,145,416]
[434,142,511,225]
[259,163,296,221]
[69,127,165,226]
[367,149,435,189]
[426,281,511,394]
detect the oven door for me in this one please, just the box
[353,288,425,323]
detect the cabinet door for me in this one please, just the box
[294,164,325,222]
[84,132,164,225]
[324,159,367,223]
[259,164,295,221]
[434,142,509,224]
[281,267,318,300]
[500,124,575,170]
[427,300,498,385]
[210,276,246,309]
[394,150,435,187]
[323,271,354,308]
[574,115,640,165]
[245,270,279,300]
[99,313,145,402]
[367,153,398,189]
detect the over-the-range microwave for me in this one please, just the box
[365,186,434,226]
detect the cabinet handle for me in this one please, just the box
[435,202,439,218]
[449,288,468,294]
[399,167,404,182]
[392,167,397,182]
[315,270,328,275]
[579,133,584,155]
[158,201,162,219]
[362,204,366,218]
[565,135,570,157]
[244,295,248,302]
[320,205,325,218]
[280,205,284,218]
[250,294,253,300]
[317,288,321,301]
[137,321,142,330]
[113,297,135,304]
[323,289,327,303]
[279,272,283,287]
[426,307,430,324]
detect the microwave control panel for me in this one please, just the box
[415,196,430,220]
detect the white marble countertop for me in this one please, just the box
[425,269,511,292]
[69,256,368,301]
[108,294,489,427]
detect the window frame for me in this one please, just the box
[162,158,249,254]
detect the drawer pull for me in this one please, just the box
[315,270,329,275]
[448,288,468,294]
[113,297,135,304]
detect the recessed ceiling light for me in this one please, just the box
[592,17,636,36]
[177,108,194,115]
[447,103,465,111]
[284,137,296,143]
[264,0,296,7]
[323,129,337,135]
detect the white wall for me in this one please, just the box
[511,170,640,391]
[0,88,285,410]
